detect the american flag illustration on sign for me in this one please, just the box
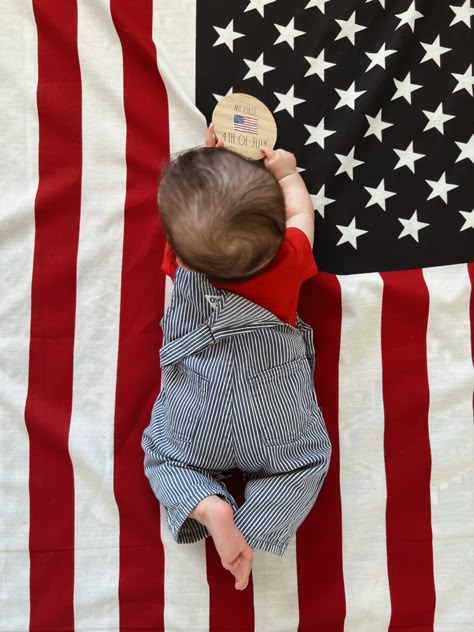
[0,0,473,631]
[233,113,259,134]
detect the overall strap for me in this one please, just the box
[160,286,286,368]
[159,323,215,367]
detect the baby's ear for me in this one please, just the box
[205,122,216,147]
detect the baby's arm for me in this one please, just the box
[261,148,314,248]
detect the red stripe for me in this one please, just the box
[207,472,255,632]
[26,2,81,630]
[381,270,435,631]
[110,1,168,629]
[296,273,346,632]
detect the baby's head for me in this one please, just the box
[158,146,285,282]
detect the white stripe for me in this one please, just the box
[68,2,126,627]
[160,512,210,632]
[0,5,37,630]
[253,543,300,632]
[152,3,210,630]
[424,264,474,632]
[339,274,391,631]
[153,0,207,155]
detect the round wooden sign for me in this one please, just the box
[212,93,277,160]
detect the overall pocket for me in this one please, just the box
[249,357,314,446]
[163,363,209,443]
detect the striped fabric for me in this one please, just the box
[0,1,473,631]
[142,267,331,554]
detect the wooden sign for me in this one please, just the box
[212,93,277,160]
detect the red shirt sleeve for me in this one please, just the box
[284,226,318,282]
[162,241,178,281]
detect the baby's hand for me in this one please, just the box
[205,122,224,148]
[260,148,297,181]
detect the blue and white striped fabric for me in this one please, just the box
[142,268,331,555]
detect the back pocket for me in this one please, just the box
[163,363,209,443]
[249,358,314,446]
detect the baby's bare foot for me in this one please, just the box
[191,496,253,590]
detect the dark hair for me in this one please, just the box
[158,146,286,282]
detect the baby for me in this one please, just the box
[142,124,331,590]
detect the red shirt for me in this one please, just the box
[162,227,317,326]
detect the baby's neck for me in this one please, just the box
[176,256,194,272]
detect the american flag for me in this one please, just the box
[233,113,259,133]
[0,1,472,631]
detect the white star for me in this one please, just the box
[364,110,393,141]
[244,54,275,85]
[392,72,422,104]
[335,11,366,45]
[449,1,474,27]
[422,103,455,134]
[395,1,423,31]
[426,172,458,203]
[335,148,364,180]
[367,0,385,8]
[336,218,368,249]
[366,43,397,70]
[304,50,335,81]
[274,85,305,117]
[394,142,425,173]
[365,179,396,210]
[213,20,245,52]
[245,0,276,18]
[455,133,474,164]
[398,210,429,242]
[213,87,233,103]
[452,64,474,95]
[310,185,335,218]
[459,209,474,231]
[274,18,305,49]
[304,119,336,148]
[420,35,451,66]
[306,0,330,13]
[335,82,366,110]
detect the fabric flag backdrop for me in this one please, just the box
[0,1,472,631]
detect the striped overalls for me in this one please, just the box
[142,267,331,555]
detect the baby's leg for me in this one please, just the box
[235,470,318,555]
[191,496,253,590]
[235,458,330,554]
[235,408,331,554]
